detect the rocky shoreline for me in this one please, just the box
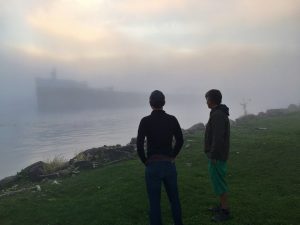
[1,104,299,191]
[0,143,137,190]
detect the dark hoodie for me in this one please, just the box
[204,104,230,161]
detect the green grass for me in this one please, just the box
[1,112,300,225]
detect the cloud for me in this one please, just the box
[27,11,110,43]
[113,0,186,14]
[1,0,299,62]
[234,0,300,24]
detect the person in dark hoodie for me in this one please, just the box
[137,90,184,225]
[204,89,230,222]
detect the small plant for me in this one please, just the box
[43,155,68,174]
[73,152,89,161]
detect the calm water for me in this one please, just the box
[0,104,209,179]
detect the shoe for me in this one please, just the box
[211,209,230,222]
[208,205,221,213]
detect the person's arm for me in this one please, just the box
[211,112,225,160]
[137,118,147,165]
[173,117,184,157]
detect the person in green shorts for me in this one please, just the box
[204,89,230,222]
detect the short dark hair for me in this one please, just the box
[149,90,165,108]
[205,89,222,105]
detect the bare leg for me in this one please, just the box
[220,192,229,210]
[211,192,231,222]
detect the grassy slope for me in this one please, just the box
[0,112,299,225]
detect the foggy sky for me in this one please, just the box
[1,0,300,115]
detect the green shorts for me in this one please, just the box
[208,160,228,196]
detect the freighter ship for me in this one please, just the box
[35,70,146,112]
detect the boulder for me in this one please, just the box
[73,160,93,169]
[184,122,205,135]
[70,145,135,167]
[129,138,137,145]
[0,175,19,189]
[20,161,46,182]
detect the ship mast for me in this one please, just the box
[51,68,57,80]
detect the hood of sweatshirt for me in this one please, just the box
[211,104,230,116]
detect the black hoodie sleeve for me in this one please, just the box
[172,117,184,157]
[137,118,147,164]
[210,111,226,159]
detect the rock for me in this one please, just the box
[40,172,60,179]
[255,127,268,130]
[49,166,74,177]
[229,119,236,126]
[129,138,137,145]
[184,122,205,135]
[287,104,299,112]
[73,160,93,169]
[265,109,286,116]
[36,185,42,191]
[20,161,47,182]
[52,180,60,185]
[71,145,135,167]
[235,114,257,124]
[92,161,99,168]
[257,112,267,117]
[0,175,20,189]
[185,144,191,149]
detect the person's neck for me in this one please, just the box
[152,108,163,111]
[210,104,218,110]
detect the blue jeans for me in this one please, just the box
[145,161,183,225]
